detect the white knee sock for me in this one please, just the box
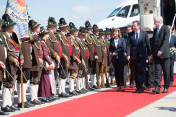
[17,83,27,103]
[91,74,96,86]
[58,79,62,94]
[82,77,86,89]
[69,78,75,92]
[30,84,36,101]
[61,79,66,94]
[2,87,9,107]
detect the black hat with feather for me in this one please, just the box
[69,22,78,33]
[1,14,16,29]
[58,18,68,29]
[93,24,99,32]
[85,21,92,30]
[47,17,57,28]
[29,19,40,31]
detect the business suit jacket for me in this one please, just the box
[169,35,176,60]
[127,30,151,60]
[151,25,170,59]
[109,37,126,63]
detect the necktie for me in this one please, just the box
[136,32,139,43]
[156,28,159,37]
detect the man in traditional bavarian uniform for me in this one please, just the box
[84,21,95,90]
[0,19,9,115]
[99,29,110,88]
[56,18,71,98]
[19,19,43,106]
[76,26,89,93]
[92,24,103,89]
[0,14,24,112]
[67,22,81,96]
[46,17,61,100]
[105,28,111,87]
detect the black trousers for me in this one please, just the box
[114,61,125,87]
[170,58,175,82]
[153,57,170,88]
[123,62,128,84]
[129,61,135,85]
[146,59,155,87]
[130,58,146,89]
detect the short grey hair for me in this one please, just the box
[154,16,163,23]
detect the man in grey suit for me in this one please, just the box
[168,25,176,86]
[151,16,170,94]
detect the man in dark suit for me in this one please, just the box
[124,25,134,88]
[127,20,151,93]
[168,25,176,86]
[151,16,170,94]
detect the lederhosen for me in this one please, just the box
[0,36,6,89]
[1,32,24,88]
[92,35,103,76]
[56,32,70,79]
[68,36,80,79]
[46,31,61,80]
[85,34,95,75]
[75,37,89,78]
[30,34,42,85]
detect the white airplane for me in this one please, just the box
[97,0,139,32]
[97,0,176,32]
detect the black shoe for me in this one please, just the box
[135,89,141,93]
[88,87,95,91]
[92,85,97,89]
[31,99,42,105]
[146,86,151,91]
[25,102,35,107]
[152,87,160,94]
[1,106,15,112]
[38,100,45,104]
[18,102,30,108]
[10,105,20,111]
[50,96,59,101]
[69,91,79,96]
[130,84,134,88]
[0,110,9,115]
[81,88,88,93]
[59,93,72,98]
[162,88,168,93]
[41,99,50,103]
[76,90,84,94]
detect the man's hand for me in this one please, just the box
[112,52,118,56]
[64,55,68,61]
[47,63,55,70]
[127,56,130,62]
[56,55,60,63]
[14,59,19,66]
[157,51,162,57]
[0,61,5,69]
[95,56,99,60]
[39,58,43,65]
[20,59,24,66]
[76,58,81,64]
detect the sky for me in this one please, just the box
[0,0,123,27]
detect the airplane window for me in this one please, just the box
[116,5,131,18]
[108,7,122,18]
[130,4,139,17]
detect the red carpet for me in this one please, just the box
[13,78,176,117]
